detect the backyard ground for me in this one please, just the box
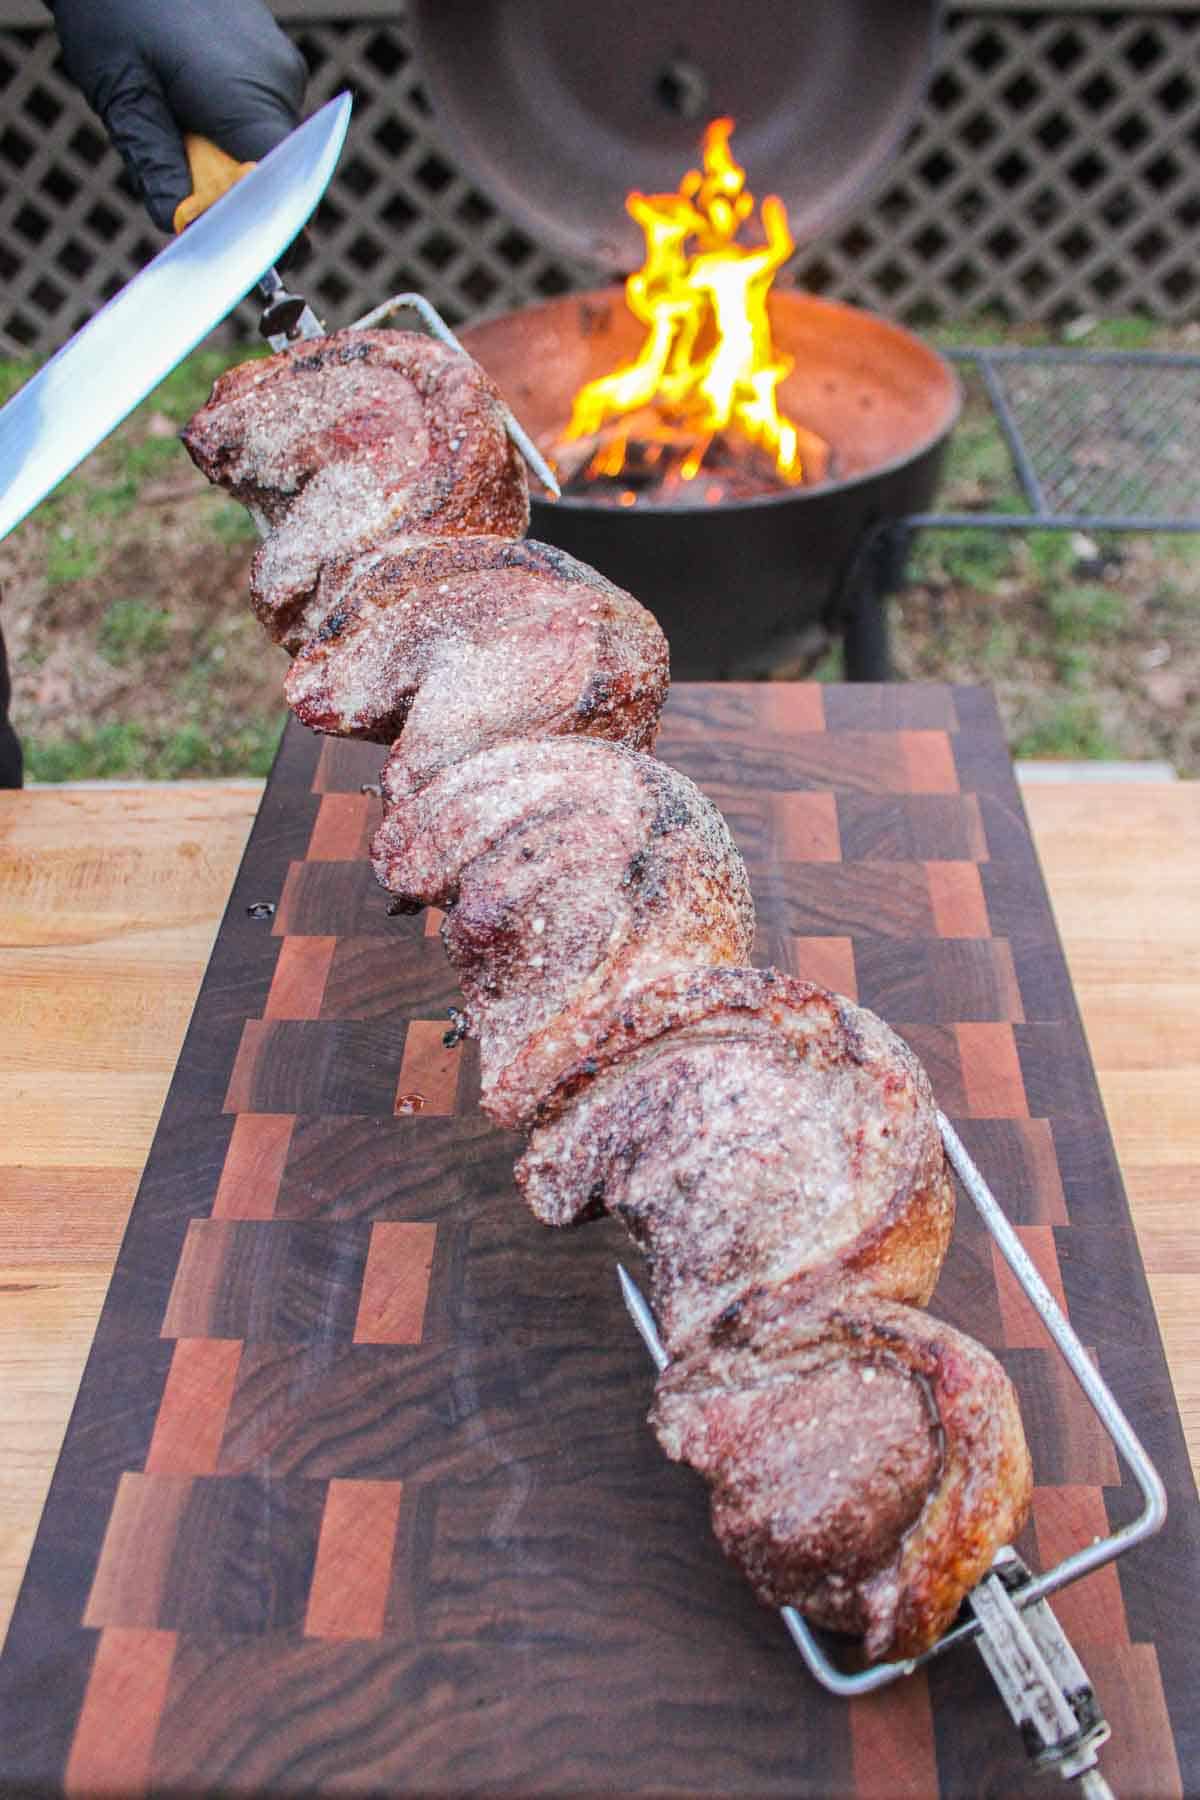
[1,317,1197,781]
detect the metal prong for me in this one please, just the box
[258,266,325,350]
[616,1264,669,1372]
[349,291,562,498]
[613,1257,1131,1792]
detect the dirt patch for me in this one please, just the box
[894,531,1200,773]
[0,351,290,780]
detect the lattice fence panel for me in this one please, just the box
[801,10,1200,322]
[1,8,1198,355]
[284,17,600,335]
[0,26,162,353]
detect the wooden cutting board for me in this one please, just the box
[1,683,1196,1797]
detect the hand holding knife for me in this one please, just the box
[0,96,351,544]
[174,132,325,350]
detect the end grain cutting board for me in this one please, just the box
[1,683,1197,1797]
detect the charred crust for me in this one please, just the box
[649,787,694,836]
[443,1007,470,1047]
[835,997,872,1065]
[576,671,613,720]
[570,1178,608,1224]
[709,1296,747,1345]
[615,1200,653,1248]
[290,337,376,373]
[310,605,353,644]
[621,849,647,888]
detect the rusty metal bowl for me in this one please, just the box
[460,287,961,678]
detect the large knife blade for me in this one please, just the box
[0,91,352,544]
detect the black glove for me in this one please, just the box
[47,0,307,232]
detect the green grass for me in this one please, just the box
[25,721,149,782]
[25,712,285,783]
[1156,532,1200,569]
[980,618,1022,673]
[810,644,844,682]
[98,598,171,665]
[927,313,1160,353]
[143,346,264,425]
[85,437,184,519]
[208,500,260,545]
[939,417,1014,495]
[1024,531,1078,586]
[911,526,1014,590]
[928,317,1022,350]
[1044,581,1126,645]
[0,358,39,405]
[1012,697,1118,761]
[1077,316,1159,350]
[44,528,101,585]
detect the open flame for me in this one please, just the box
[559,118,819,497]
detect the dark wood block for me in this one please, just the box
[835,791,987,861]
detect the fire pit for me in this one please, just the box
[462,288,960,679]
[416,0,957,678]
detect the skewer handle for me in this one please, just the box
[175,135,256,233]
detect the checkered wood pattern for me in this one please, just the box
[2,9,1199,353]
[0,685,1195,1796]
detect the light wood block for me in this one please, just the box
[1022,780,1200,1482]
[0,782,262,1648]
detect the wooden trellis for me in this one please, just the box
[0,6,1197,354]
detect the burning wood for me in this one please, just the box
[555,408,832,506]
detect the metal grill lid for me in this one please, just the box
[408,0,941,273]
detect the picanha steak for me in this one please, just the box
[185,325,1032,1664]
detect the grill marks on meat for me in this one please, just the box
[652,1299,1033,1661]
[516,968,955,1355]
[284,536,669,791]
[182,330,529,651]
[370,739,756,1128]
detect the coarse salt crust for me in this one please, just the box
[515,966,956,1353]
[370,736,756,1128]
[181,329,529,651]
[285,535,669,791]
[180,325,1034,1670]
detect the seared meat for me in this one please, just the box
[284,535,669,789]
[370,738,756,1128]
[516,967,955,1353]
[182,325,1035,1670]
[181,329,529,650]
[652,1296,1032,1660]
